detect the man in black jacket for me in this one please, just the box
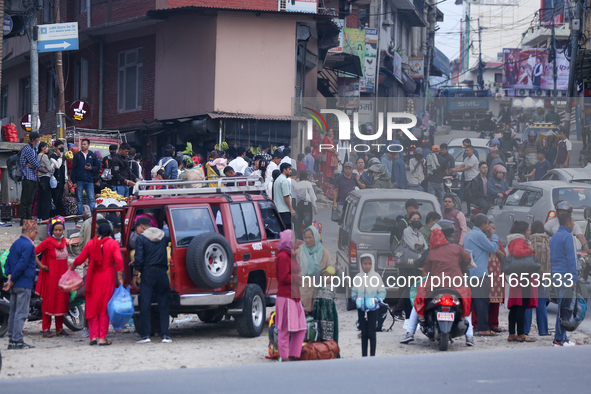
[110,143,136,198]
[50,140,67,217]
[468,161,490,214]
[131,217,171,344]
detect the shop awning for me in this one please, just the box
[323,53,363,77]
[431,47,450,77]
[207,112,307,122]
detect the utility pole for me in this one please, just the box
[551,20,557,112]
[422,4,436,112]
[30,13,39,134]
[55,0,66,139]
[477,18,484,91]
[566,0,583,134]
[0,1,4,91]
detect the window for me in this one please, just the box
[75,58,89,101]
[0,86,8,119]
[20,77,30,116]
[47,72,58,111]
[43,0,54,24]
[495,73,503,84]
[80,0,87,13]
[118,48,143,112]
[552,187,591,210]
[505,188,526,206]
[230,202,261,243]
[523,190,542,207]
[359,200,435,233]
[169,207,215,247]
[258,201,284,239]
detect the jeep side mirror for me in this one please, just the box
[585,207,591,221]
[495,198,504,208]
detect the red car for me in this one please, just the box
[94,178,284,337]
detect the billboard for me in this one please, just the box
[328,19,345,53]
[361,28,378,93]
[409,57,424,79]
[502,48,569,91]
[342,28,366,67]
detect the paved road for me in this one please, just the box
[4,345,590,393]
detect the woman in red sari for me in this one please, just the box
[323,129,338,181]
[72,223,124,346]
[35,216,69,337]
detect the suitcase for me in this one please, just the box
[299,340,340,361]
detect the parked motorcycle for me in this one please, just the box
[0,269,85,337]
[420,288,469,351]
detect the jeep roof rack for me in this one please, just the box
[134,177,267,197]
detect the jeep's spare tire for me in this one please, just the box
[186,232,234,289]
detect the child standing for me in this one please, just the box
[352,254,386,357]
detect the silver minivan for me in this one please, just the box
[488,180,591,245]
[333,189,442,310]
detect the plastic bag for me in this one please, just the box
[559,286,588,332]
[108,286,134,331]
[58,270,84,293]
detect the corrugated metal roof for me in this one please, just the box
[148,5,319,18]
[207,112,307,122]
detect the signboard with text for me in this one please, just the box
[70,100,90,121]
[360,29,378,93]
[38,22,79,53]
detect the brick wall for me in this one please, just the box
[346,4,358,28]
[102,35,155,130]
[91,0,157,26]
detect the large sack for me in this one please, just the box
[299,340,340,361]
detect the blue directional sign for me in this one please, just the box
[38,22,79,53]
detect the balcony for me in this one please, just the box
[521,7,571,48]
[390,0,426,27]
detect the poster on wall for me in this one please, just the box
[285,0,318,13]
[328,19,345,53]
[408,57,424,79]
[361,28,378,93]
[502,48,569,91]
[393,52,402,82]
[342,28,366,71]
[337,78,360,108]
[358,99,374,131]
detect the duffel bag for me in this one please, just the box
[502,255,541,275]
[299,340,340,361]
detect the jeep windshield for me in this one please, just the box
[169,207,216,247]
[552,187,591,210]
[358,200,437,232]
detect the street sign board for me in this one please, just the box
[70,101,90,121]
[3,15,13,36]
[20,114,41,132]
[38,22,78,53]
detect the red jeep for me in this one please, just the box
[94,178,284,337]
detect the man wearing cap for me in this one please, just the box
[3,220,38,349]
[333,161,356,210]
[19,132,41,222]
[132,217,172,344]
[391,151,407,189]
[274,163,295,228]
[426,145,447,208]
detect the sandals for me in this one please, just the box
[42,331,54,338]
[56,330,70,337]
[90,339,98,346]
[507,334,517,342]
[99,340,112,346]
[476,331,498,337]
[491,327,505,333]
[517,335,536,343]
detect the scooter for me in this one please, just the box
[420,288,469,351]
[0,269,85,337]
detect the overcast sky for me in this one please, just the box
[436,0,464,62]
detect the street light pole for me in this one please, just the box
[30,13,39,134]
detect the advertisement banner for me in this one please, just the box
[285,0,317,13]
[337,78,360,108]
[393,52,402,82]
[358,99,374,129]
[409,57,424,79]
[502,48,569,91]
[328,19,345,53]
[342,28,366,69]
[361,28,378,93]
